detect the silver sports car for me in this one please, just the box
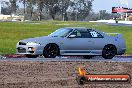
[16,27,126,59]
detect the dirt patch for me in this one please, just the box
[0,61,132,88]
[4,54,26,58]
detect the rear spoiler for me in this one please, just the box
[107,33,123,38]
[107,33,120,35]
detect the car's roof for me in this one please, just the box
[65,27,87,29]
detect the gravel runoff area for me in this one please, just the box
[0,61,132,88]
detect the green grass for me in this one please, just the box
[0,21,132,54]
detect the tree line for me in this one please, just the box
[1,0,118,21]
[1,0,94,21]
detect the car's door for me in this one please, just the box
[62,29,94,54]
[87,29,106,54]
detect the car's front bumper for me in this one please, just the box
[16,45,43,55]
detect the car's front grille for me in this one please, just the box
[19,42,26,45]
[17,47,26,53]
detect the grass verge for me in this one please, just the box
[0,21,132,54]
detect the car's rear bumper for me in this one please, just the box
[16,45,43,55]
[117,48,126,55]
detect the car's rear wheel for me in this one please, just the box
[83,55,94,59]
[43,44,59,58]
[102,44,117,59]
[25,55,38,58]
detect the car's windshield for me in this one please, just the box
[49,28,73,37]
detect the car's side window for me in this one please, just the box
[70,29,91,38]
[88,29,104,38]
[76,30,81,37]
[70,30,81,38]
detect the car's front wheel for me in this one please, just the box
[43,44,59,58]
[102,44,117,59]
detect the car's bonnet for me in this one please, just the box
[20,36,52,43]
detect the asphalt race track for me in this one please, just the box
[0,56,132,62]
[106,23,132,26]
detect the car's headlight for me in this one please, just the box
[26,42,41,45]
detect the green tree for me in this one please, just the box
[26,0,36,20]
[69,0,93,21]
[19,0,26,18]
[1,1,11,15]
[36,0,44,20]
[9,0,18,15]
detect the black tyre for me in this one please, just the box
[43,44,59,58]
[25,55,38,58]
[102,45,117,59]
[83,55,94,59]
[76,76,86,85]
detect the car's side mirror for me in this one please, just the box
[68,35,76,38]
